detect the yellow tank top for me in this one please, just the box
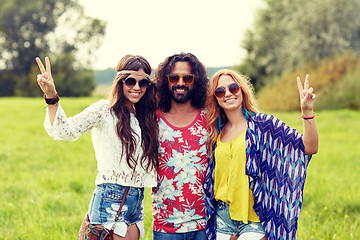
[214,130,260,223]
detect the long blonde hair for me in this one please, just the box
[206,69,260,151]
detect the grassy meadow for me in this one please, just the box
[0,97,359,239]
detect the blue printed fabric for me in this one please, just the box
[205,113,312,240]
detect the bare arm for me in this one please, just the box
[297,74,319,155]
[36,57,58,125]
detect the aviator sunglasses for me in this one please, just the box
[167,74,195,84]
[214,83,241,98]
[123,77,151,89]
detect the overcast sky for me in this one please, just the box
[78,0,263,70]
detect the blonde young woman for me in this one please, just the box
[36,55,158,240]
[204,70,318,240]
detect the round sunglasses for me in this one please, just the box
[167,74,195,84]
[214,83,240,98]
[123,77,151,89]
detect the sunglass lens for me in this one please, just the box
[138,79,150,89]
[183,74,194,84]
[229,83,240,94]
[168,74,180,84]
[124,78,136,87]
[214,87,226,98]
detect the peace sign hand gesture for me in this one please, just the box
[36,56,57,98]
[297,74,316,116]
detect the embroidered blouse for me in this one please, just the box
[43,99,157,188]
[205,113,312,240]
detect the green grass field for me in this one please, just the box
[0,97,359,239]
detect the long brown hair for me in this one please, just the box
[207,69,260,152]
[108,54,159,171]
[154,52,208,112]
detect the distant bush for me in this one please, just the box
[317,62,360,110]
[257,55,359,111]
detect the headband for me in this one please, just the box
[116,70,150,80]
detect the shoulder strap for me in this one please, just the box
[114,186,130,223]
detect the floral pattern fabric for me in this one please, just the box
[152,109,209,233]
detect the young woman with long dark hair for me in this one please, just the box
[36,55,158,240]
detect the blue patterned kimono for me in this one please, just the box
[205,112,312,240]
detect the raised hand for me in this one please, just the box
[297,74,316,115]
[36,56,57,98]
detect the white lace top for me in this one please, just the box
[43,99,157,188]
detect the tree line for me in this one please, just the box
[1,0,360,102]
[0,0,105,96]
[237,0,360,90]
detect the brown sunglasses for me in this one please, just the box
[167,74,195,84]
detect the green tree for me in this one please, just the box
[0,0,106,96]
[237,0,360,88]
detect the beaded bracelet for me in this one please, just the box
[44,93,59,105]
[302,113,316,120]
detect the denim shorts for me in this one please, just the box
[88,183,145,237]
[215,201,266,238]
[153,229,207,240]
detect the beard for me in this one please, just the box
[170,85,193,103]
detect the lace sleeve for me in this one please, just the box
[44,99,110,141]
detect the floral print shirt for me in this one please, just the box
[152,108,209,233]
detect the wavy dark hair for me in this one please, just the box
[154,52,208,112]
[108,54,159,172]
